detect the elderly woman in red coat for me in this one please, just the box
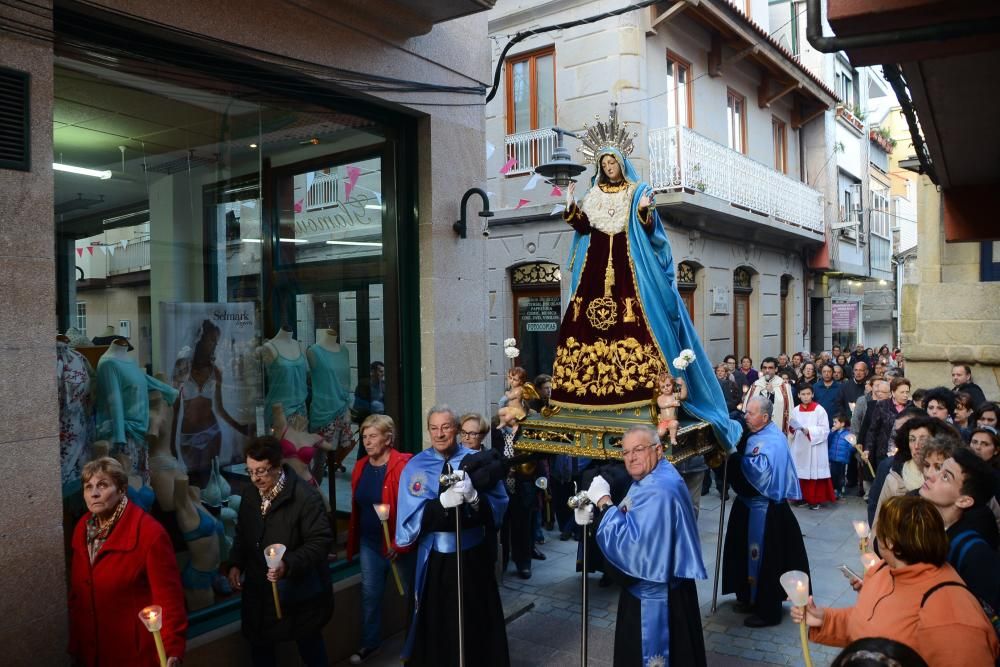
[68,457,186,666]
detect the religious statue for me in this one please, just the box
[655,371,688,447]
[548,106,740,449]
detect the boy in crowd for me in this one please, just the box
[828,413,853,499]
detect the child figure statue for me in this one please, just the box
[655,371,688,447]
[505,366,530,420]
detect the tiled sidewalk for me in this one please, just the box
[337,491,871,666]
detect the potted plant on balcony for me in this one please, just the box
[688,162,707,193]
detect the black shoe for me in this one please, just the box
[531,548,547,561]
[517,568,532,580]
[559,531,572,541]
[744,615,780,628]
[733,601,753,614]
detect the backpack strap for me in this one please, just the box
[921,581,970,608]
[949,530,990,572]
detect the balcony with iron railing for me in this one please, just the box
[504,128,559,176]
[648,126,825,243]
[107,238,151,276]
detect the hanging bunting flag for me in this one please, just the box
[550,186,562,197]
[99,245,108,255]
[499,157,517,175]
[107,245,116,256]
[345,165,362,199]
[515,198,530,210]
[522,173,542,191]
[294,199,303,214]
[121,239,128,250]
[486,141,496,160]
[76,248,83,258]
[550,204,565,216]
[86,246,94,256]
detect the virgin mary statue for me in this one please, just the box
[549,109,740,449]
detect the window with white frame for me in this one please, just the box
[75,302,87,333]
[727,89,746,154]
[666,53,692,128]
[871,189,890,238]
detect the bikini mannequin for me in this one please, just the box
[307,328,354,474]
[175,473,222,611]
[147,385,182,512]
[272,403,334,507]
[256,327,309,428]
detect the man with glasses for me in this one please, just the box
[395,405,510,666]
[722,397,809,628]
[576,425,707,667]
[742,357,793,434]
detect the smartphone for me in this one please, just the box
[838,564,862,582]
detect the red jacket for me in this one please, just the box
[347,448,412,560]
[68,502,187,666]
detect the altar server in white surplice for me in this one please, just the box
[788,384,836,509]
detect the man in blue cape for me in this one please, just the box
[722,396,810,628]
[579,424,707,667]
[395,405,509,666]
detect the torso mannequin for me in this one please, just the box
[258,328,309,427]
[57,335,94,488]
[147,387,181,511]
[174,474,222,611]
[272,404,333,505]
[104,338,131,360]
[307,328,353,463]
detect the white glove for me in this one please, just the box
[455,471,478,504]
[586,475,611,507]
[440,484,464,508]
[574,505,594,526]
[535,476,548,491]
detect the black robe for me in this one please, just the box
[721,440,810,623]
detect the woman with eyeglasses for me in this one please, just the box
[459,413,490,451]
[226,436,333,667]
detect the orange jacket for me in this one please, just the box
[811,560,999,666]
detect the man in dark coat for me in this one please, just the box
[723,396,810,628]
[952,364,988,408]
[227,436,334,667]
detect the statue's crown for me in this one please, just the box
[578,103,638,165]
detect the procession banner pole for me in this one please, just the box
[710,456,729,614]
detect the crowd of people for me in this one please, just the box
[64,343,1000,666]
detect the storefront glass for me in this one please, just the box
[54,45,404,626]
[831,300,860,352]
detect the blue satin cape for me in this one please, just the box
[596,459,706,666]
[568,148,741,450]
[395,445,508,660]
[739,421,801,601]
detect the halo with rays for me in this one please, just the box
[578,103,638,165]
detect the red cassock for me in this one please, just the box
[68,502,187,666]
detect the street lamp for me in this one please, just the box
[453,188,494,238]
[534,128,587,188]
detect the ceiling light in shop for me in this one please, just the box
[325,240,383,247]
[54,162,112,179]
[239,238,307,244]
[249,143,258,149]
[364,205,381,210]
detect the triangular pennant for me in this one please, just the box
[515,198,530,210]
[345,165,361,200]
[550,186,562,197]
[121,239,128,249]
[499,157,517,175]
[99,245,108,255]
[550,204,565,216]
[522,173,542,191]
[86,246,94,256]
[76,248,83,258]
[486,141,496,160]
[107,245,116,256]
[293,199,303,214]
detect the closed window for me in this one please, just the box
[75,302,87,333]
[666,53,692,128]
[727,89,747,154]
[772,117,787,174]
[506,47,556,134]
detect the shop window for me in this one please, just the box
[54,43,409,633]
[510,262,561,381]
[727,88,747,154]
[506,47,556,135]
[666,53,692,129]
[831,300,860,351]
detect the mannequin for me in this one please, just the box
[92,325,133,351]
[257,327,308,428]
[200,457,230,509]
[57,334,95,489]
[175,474,223,611]
[219,494,240,562]
[272,403,334,500]
[148,384,183,512]
[95,340,177,484]
[307,328,354,470]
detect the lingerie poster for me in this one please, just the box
[158,302,259,474]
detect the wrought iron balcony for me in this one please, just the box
[107,238,150,276]
[648,126,825,240]
[504,127,559,176]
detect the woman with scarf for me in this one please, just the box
[68,457,186,666]
[227,436,334,666]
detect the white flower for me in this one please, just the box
[679,348,696,363]
[672,357,688,371]
[504,347,520,359]
[503,338,517,348]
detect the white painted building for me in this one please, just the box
[484,0,837,403]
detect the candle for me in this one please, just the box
[852,519,870,553]
[779,571,813,667]
[263,544,287,620]
[861,552,879,571]
[138,605,167,667]
[373,504,405,596]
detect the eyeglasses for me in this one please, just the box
[621,443,658,458]
[460,431,486,439]
[248,466,274,479]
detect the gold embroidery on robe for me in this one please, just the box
[553,336,665,398]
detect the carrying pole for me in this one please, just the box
[710,457,730,613]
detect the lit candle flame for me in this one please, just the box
[373,503,391,521]
[852,520,870,539]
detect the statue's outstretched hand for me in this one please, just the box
[566,182,576,208]
[638,194,651,209]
